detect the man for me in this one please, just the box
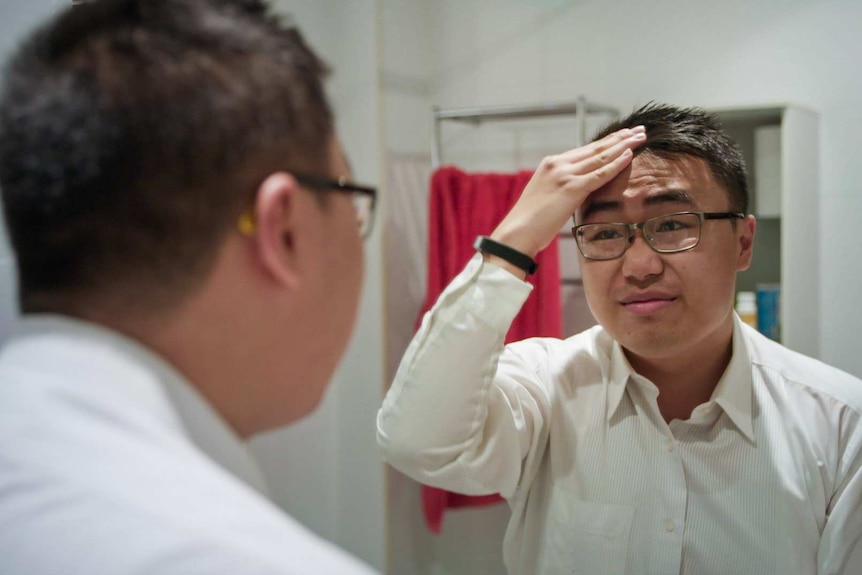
[378,104,862,574]
[0,1,378,573]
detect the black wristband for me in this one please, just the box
[474,236,538,275]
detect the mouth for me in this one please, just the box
[620,294,678,315]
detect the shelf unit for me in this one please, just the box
[713,105,819,358]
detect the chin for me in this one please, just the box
[623,338,687,361]
[608,322,690,359]
[298,373,335,416]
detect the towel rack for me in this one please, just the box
[431,96,620,168]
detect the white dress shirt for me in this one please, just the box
[0,316,378,575]
[377,254,862,575]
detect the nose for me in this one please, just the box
[620,231,663,282]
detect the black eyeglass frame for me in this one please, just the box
[571,211,745,260]
[293,174,378,238]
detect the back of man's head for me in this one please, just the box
[594,103,749,214]
[0,0,333,317]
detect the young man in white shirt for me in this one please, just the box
[0,1,378,573]
[378,104,862,575]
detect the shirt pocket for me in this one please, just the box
[538,487,634,575]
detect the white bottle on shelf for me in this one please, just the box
[736,291,758,329]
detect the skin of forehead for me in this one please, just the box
[581,153,728,221]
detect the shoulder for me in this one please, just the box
[0,380,376,574]
[745,327,862,414]
[0,476,376,574]
[745,327,862,470]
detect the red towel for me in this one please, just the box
[419,166,562,533]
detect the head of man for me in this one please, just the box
[0,0,368,435]
[575,104,755,373]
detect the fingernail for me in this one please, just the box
[631,131,646,140]
[631,125,646,133]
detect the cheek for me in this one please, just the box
[580,264,617,315]
[673,254,737,304]
[324,204,363,272]
[333,228,364,313]
[341,227,364,290]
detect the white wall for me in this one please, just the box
[0,0,68,344]
[381,0,862,573]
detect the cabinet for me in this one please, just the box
[712,105,819,358]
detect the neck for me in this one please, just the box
[85,303,256,438]
[84,246,286,438]
[625,325,734,423]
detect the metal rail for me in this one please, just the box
[431,96,620,168]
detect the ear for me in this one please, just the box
[251,172,303,289]
[736,214,757,271]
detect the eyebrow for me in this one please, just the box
[580,189,696,221]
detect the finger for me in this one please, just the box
[577,147,635,192]
[556,126,644,164]
[571,130,645,175]
[541,132,641,184]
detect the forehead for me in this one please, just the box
[578,153,728,221]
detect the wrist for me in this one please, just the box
[474,236,537,278]
[488,228,539,260]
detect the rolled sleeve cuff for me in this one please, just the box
[457,253,534,332]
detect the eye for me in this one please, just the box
[654,217,691,233]
[586,226,624,242]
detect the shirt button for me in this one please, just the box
[665,440,675,452]
[664,520,676,532]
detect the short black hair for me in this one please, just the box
[0,0,333,314]
[594,103,748,213]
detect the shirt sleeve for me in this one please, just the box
[817,405,862,575]
[376,253,552,500]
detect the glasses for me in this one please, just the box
[572,211,744,260]
[294,175,377,239]
[238,173,377,239]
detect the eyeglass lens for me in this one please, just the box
[353,192,374,238]
[576,212,702,259]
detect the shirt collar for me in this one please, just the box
[604,318,755,442]
[606,340,635,420]
[712,316,755,442]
